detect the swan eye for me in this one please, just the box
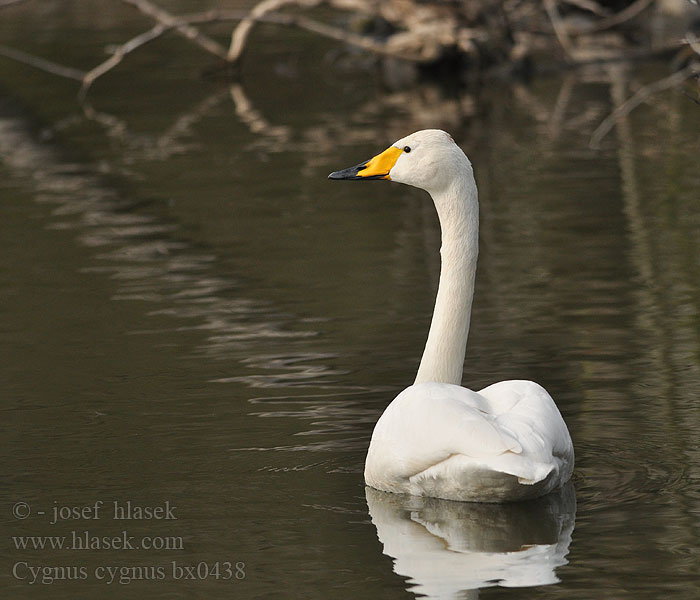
[403,146,411,153]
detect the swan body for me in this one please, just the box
[329,129,573,502]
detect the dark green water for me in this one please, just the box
[1,2,699,598]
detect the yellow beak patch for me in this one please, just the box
[358,146,403,179]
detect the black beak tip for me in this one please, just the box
[328,168,359,181]
[328,162,367,181]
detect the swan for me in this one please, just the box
[328,129,573,502]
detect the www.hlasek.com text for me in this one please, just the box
[13,530,183,551]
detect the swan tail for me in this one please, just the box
[479,449,555,484]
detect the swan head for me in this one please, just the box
[328,129,472,195]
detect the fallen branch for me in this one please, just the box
[228,0,321,63]
[227,0,429,64]
[257,10,429,62]
[572,0,656,35]
[1,3,428,103]
[121,0,229,60]
[79,24,167,101]
[0,44,85,80]
[2,0,696,110]
[78,6,428,101]
[543,0,575,59]
[122,0,427,68]
[590,62,700,148]
[560,0,609,17]
[176,5,430,64]
[79,10,255,99]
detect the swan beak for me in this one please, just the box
[328,146,402,181]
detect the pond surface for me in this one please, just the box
[1,2,699,598]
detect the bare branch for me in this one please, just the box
[147,2,429,65]
[543,0,575,59]
[76,1,431,101]
[259,11,429,62]
[590,62,700,148]
[226,0,434,64]
[0,44,85,80]
[3,0,695,113]
[228,0,321,63]
[121,0,229,60]
[572,0,656,36]
[560,0,609,17]
[79,24,167,101]
[78,8,261,100]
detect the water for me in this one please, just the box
[1,3,699,598]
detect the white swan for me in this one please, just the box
[329,129,573,502]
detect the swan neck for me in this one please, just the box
[414,176,478,385]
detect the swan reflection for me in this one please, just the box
[366,484,575,599]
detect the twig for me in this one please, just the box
[0,0,27,8]
[155,3,428,64]
[543,0,575,59]
[79,4,427,100]
[228,0,321,63]
[0,44,85,80]
[260,11,428,62]
[560,0,609,17]
[226,0,429,64]
[0,10,231,98]
[79,24,166,101]
[572,0,655,35]
[121,0,229,61]
[119,0,412,66]
[590,62,700,148]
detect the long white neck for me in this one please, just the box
[414,174,479,385]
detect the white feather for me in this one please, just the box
[332,129,574,502]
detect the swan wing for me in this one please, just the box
[369,382,523,478]
[473,380,574,486]
[477,380,573,462]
